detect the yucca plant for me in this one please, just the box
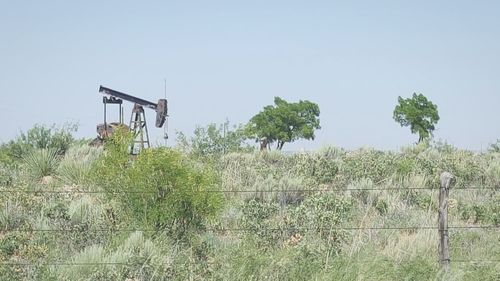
[68,196,104,227]
[22,148,59,180]
[55,232,173,280]
[56,244,106,280]
[57,144,102,185]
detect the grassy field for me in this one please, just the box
[0,127,498,280]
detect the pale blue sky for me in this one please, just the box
[1,0,499,150]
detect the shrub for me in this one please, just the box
[0,163,15,186]
[241,199,279,226]
[236,175,307,205]
[374,198,389,215]
[239,192,353,251]
[0,233,29,257]
[0,200,27,230]
[458,195,500,225]
[176,121,251,160]
[484,156,500,188]
[127,148,223,235]
[290,147,341,185]
[3,123,77,160]
[288,193,352,243]
[91,130,224,238]
[488,140,500,153]
[42,200,69,221]
[438,150,484,187]
[340,148,397,183]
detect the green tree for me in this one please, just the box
[246,97,320,150]
[393,93,439,143]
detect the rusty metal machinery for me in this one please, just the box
[95,85,168,154]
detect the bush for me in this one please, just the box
[484,156,500,188]
[0,233,29,257]
[289,147,341,185]
[340,148,397,183]
[288,193,352,243]
[458,195,500,225]
[234,175,307,205]
[176,121,251,160]
[438,150,484,187]
[91,130,224,238]
[0,163,15,186]
[488,140,500,153]
[0,200,27,230]
[238,199,291,248]
[238,192,352,251]
[2,123,77,160]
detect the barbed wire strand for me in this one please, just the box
[1,259,499,267]
[0,186,498,194]
[1,225,497,233]
[451,260,500,263]
[0,262,135,266]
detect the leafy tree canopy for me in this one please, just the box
[246,97,320,150]
[393,93,439,143]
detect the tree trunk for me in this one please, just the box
[277,140,285,150]
[259,137,268,151]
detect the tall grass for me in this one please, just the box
[55,232,174,280]
[0,200,26,230]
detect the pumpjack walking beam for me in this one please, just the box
[97,85,168,154]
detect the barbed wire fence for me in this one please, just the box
[0,173,498,270]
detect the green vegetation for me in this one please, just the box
[0,124,498,280]
[176,121,250,160]
[0,123,77,163]
[246,97,321,150]
[394,93,440,143]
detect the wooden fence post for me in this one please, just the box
[439,172,454,271]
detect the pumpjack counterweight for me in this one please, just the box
[93,85,168,154]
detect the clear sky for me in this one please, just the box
[1,0,499,151]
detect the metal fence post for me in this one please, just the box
[439,172,454,271]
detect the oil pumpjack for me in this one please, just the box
[93,85,168,154]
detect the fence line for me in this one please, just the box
[451,260,500,263]
[0,186,498,194]
[1,225,497,233]
[2,259,499,267]
[0,262,135,266]
[0,175,498,271]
